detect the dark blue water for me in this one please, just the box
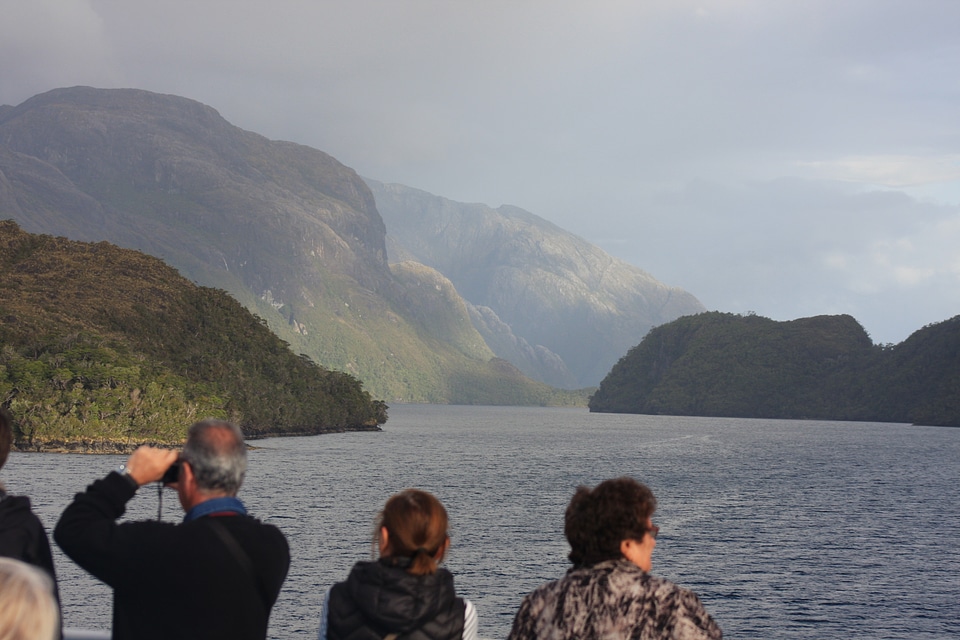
[4,405,958,638]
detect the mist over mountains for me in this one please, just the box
[0,86,702,401]
[367,180,704,387]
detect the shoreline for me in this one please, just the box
[12,424,383,454]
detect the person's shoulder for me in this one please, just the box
[243,515,287,536]
[600,561,694,600]
[612,566,722,638]
[643,574,717,623]
[0,496,50,536]
[0,494,34,514]
[261,520,289,550]
[519,572,570,605]
[644,573,700,600]
[230,515,290,551]
[613,566,693,600]
[646,578,722,639]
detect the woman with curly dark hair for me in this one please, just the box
[508,477,721,640]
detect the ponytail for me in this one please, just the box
[378,489,450,576]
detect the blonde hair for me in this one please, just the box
[0,557,59,640]
[378,489,450,576]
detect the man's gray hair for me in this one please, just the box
[181,419,247,495]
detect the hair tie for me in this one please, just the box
[413,547,429,556]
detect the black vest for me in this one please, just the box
[327,560,465,640]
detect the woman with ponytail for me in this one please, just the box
[319,489,478,640]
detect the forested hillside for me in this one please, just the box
[0,87,587,404]
[0,221,386,451]
[589,311,960,426]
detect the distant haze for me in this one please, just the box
[2,1,958,344]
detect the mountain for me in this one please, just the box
[0,86,582,405]
[588,311,960,427]
[365,180,706,388]
[0,220,385,450]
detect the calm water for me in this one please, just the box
[3,405,959,639]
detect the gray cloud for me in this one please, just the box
[2,0,958,345]
[584,179,960,343]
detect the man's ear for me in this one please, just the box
[179,460,199,499]
[181,460,195,484]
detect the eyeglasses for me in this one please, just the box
[648,524,659,540]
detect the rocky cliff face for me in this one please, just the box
[366,179,706,387]
[0,87,573,404]
[0,87,388,295]
[0,86,701,401]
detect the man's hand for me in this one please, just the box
[122,446,179,487]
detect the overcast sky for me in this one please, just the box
[3,0,959,344]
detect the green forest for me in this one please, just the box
[0,221,386,451]
[589,311,960,427]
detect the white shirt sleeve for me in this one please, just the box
[318,588,331,640]
[462,599,479,640]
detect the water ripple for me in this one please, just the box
[3,407,958,639]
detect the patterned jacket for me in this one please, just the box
[507,559,722,640]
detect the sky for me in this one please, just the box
[2,0,960,345]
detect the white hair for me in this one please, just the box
[0,557,59,640]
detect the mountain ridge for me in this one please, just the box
[0,86,597,404]
[1,87,701,401]
[366,178,705,387]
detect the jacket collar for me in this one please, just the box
[183,496,247,522]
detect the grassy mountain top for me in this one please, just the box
[589,311,960,426]
[0,221,386,451]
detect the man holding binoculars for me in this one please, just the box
[55,419,290,640]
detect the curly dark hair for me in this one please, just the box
[564,477,657,567]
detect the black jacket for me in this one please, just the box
[0,490,62,639]
[0,490,59,585]
[54,472,290,640]
[328,559,466,640]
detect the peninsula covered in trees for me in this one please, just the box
[589,311,960,427]
[0,221,387,451]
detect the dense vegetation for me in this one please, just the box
[0,221,387,450]
[589,311,960,427]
